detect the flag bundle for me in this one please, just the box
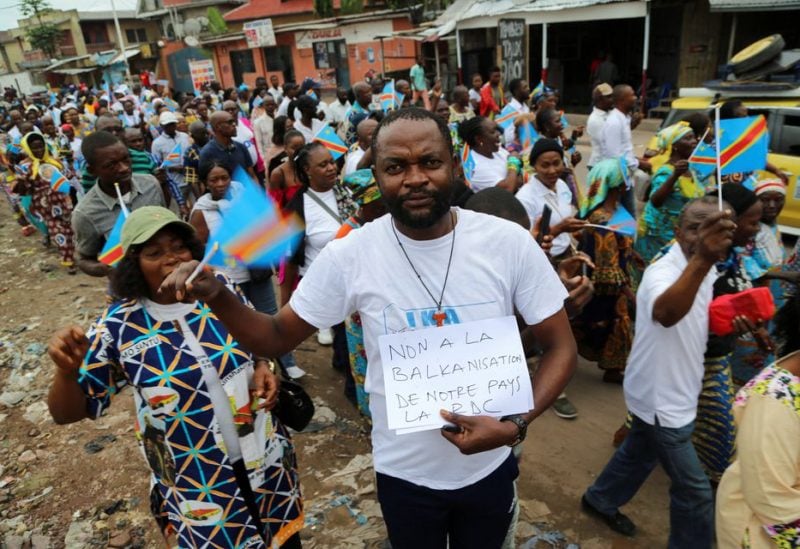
[718,115,768,176]
[207,179,303,268]
[495,104,519,131]
[313,125,349,160]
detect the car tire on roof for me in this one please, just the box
[729,34,785,75]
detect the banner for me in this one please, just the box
[188,59,216,93]
[244,19,276,48]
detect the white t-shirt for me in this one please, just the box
[343,147,366,176]
[515,177,575,256]
[601,108,638,170]
[294,118,326,144]
[586,107,609,168]
[470,148,509,192]
[276,97,291,118]
[624,244,719,428]
[289,209,567,489]
[233,119,258,165]
[468,88,481,110]
[301,189,341,276]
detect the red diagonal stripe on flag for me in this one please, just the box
[316,138,348,155]
[99,245,123,266]
[720,116,766,168]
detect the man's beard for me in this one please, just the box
[384,187,452,229]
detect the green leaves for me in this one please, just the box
[206,7,228,36]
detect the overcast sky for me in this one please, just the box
[0,0,138,31]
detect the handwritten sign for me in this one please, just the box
[378,316,533,433]
[498,19,527,84]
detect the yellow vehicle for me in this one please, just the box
[645,87,800,235]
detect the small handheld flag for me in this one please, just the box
[313,124,348,161]
[160,143,183,168]
[518,122,538,150]
[495,104,519,131]
[208,179,303,268]
[306,89,319,101]
[688,129,716,181]
[232,164,259,192]
[461,144,475,187]
[380,81,397,112]
[98,183,130,267]
[530,80,545,101]
[718,115,768,176]
[605,205,637,237]
[38,164,70,194]
[253,96,264,108]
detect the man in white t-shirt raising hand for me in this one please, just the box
[160,107,577,548]
[582,196,736,547]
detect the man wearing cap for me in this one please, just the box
[72,131,165,277]
[151,111,192,213]
[586,83,613,170]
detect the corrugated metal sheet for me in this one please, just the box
[423,0,641,39]
[709,0,800,11]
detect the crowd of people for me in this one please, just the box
[0,63,798,548]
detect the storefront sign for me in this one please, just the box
[295,20,394,50]
[244,18,276,48]
[188,59,216,92]
[498,19,527,83]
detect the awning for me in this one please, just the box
[44,54,91,72]
[709,0,800,11]
[52,67,98,75]
[104,48,141,66]
[422,0,647,39]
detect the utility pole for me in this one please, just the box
[110,0,132,83]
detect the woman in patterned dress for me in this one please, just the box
[15,132,76,273]
[716,292,800,548]
[635,122,704,264]
[47,207,304,548]
[573,158,636,383]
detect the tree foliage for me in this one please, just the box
[206,7,228,35]
[340,0,363,15]
[20,0,59,58]
[313,0,334,18]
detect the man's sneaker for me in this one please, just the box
[317,328,333,346]
[581,494,636,537]
[284,365,306,380]
[553,395,578,419]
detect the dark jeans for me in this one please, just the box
[376,453,518,549]
[239,279,298,372]
[584,415,713,548]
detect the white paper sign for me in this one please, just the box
[378,316,533,433]
[244,19,276,48]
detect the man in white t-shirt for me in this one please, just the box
[163,108,577,548]
[503,78,533,144]
[293,95,326,144]
[582,196,735,546]
[326,87,351,133]
[343,118,377,176]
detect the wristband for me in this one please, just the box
[507,156,522,175]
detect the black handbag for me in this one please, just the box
[275,379,315,432]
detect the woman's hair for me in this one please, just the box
[457,116,486,147]
[535,108,558,135]
[719,100,744,120]
[110,226,204,301]
[272,115,290,146]
[682,111,711,138]
[222,87,236,101]
[198,158,233,183]
[293,142,327,188]
[287,99,298,121]
[774,293,800,356]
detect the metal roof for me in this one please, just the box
[44,54,92,72]
[422,0,645,39]
[709,0,800,11]
[53,67,98,75]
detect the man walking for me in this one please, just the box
[582,196,736,548]
[162,108,577,549]
[586,83,613,170]
[410,55,430,110]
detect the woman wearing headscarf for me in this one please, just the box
[694,184,773,485]
[572,158,635,383]
[14,132,76,273]
[334,169,388,417]
[47,206,304,548]
[634,121,703,263]
[715,292,800,549]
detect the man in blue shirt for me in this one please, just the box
[199,110,257,182]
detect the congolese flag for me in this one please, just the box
[605,205,636,237]
[98,211,126,266]
[518,122,538,150]
[688,139,716,180]
[313,124,348,161]
[37,164,71,194]
[159,143,183,168]
[207,179,303,268]
[461,144,475,187]
[495,104,519,131]
[718,115,768,176]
